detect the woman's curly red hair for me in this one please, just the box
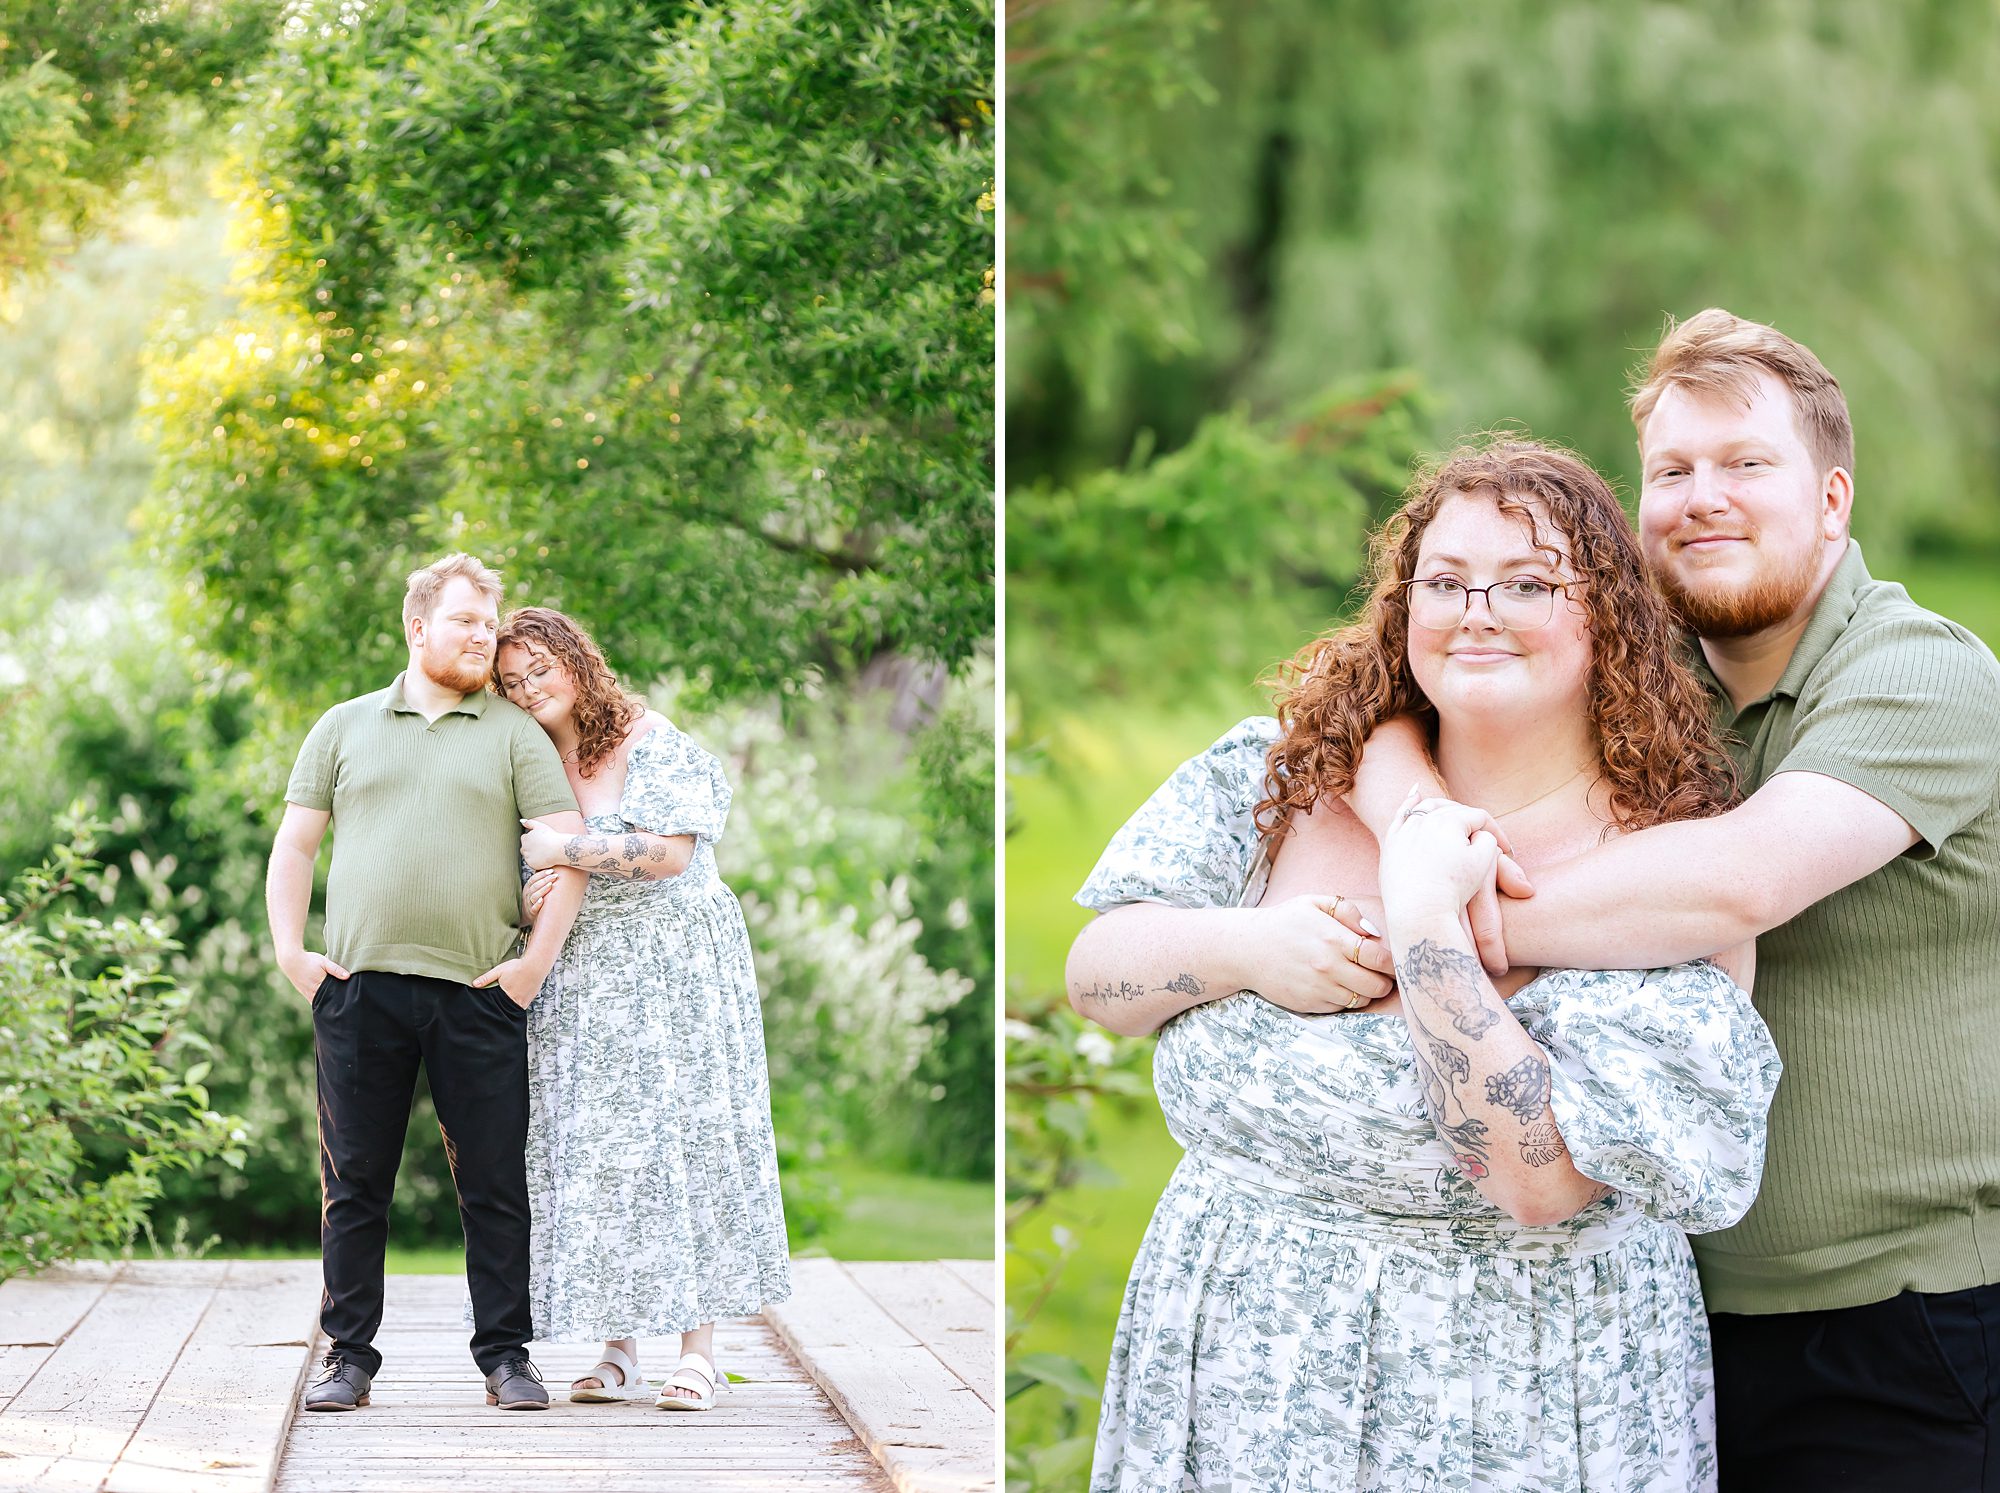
[492,607,646,778]
[1259,438,1737,835]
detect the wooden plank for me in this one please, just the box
[764,1260,993,1493]
[936,1260,994,1305]
[275,1275,893,1492]
[0,1345,57,1416]
[0,1262,225,1493]
[841,1262,994,1408]
[280,1454,884,1485]
[104,1261,323,1493]
[0,1261,123,1346]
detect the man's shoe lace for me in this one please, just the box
[311,1354,360,1389]
[495,1355,542,1385]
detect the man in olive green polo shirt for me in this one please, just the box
[1359,310,2000,1488]
[266,553,588,1413]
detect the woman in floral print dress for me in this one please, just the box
[496,607,789,1410]
[1069,441,1783,1491]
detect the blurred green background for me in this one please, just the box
[1002,1,2000,1484]
[1,0,994,1273]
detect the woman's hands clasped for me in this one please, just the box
[1378,785,1508,934]
[1248,893,1398,1014]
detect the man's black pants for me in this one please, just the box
[1714,1282,2000,1491]
[313,969,533,1376]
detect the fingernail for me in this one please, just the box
[1359,917,1382,938]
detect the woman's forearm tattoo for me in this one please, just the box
[1396,937,1566,1176]
[1397,938,1500,1036]
[559,832,685,881]
[1077,972,1207,1005]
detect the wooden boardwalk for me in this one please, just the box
[0,1259,995,1493]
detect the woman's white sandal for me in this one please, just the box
[655,1351,721,1411]
[569,1342,642,1403]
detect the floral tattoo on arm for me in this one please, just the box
[1395,938,1573,1177]
[559,831,689,881]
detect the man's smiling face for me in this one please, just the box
[1637,370,1838,640]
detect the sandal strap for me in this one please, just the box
[668,1353,718,1392]
[577,1343,640,1387]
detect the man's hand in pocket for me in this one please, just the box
[279,949,350,1001]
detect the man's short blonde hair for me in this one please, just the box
[403,553,504,630]
[1629,308,1854,479]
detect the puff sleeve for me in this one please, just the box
[1074,717,1279,913]
[1518,962,1783,1234]
[620,725,733,843]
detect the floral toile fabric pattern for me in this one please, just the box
[524,721,792,1340]
[1076,719,1782,1493]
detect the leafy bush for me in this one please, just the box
[3,585,990,1249]
[1003,1001,1154,1491]
[0,814,245,1279]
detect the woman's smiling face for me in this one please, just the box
[496,642,577,732]
[1405,491,1594,727]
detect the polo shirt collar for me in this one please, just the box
[1772,540,1871,701]
[383,671,490,718]
[1683,539,1871,711]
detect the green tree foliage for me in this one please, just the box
[1008,0,2000,558]
[0,812,245,1279]
[145,0,995,713]
[0,0,272,284]
[1007,377,1424,733]
[5,0,995,1253]
[0,185,233,593]
[1004,0,1213,402]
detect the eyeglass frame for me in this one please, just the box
[1394,575,1576,628]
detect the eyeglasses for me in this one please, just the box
[500,662,560,699]
[1398,577,1571,630]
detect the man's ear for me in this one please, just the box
[1822,466,1854,539]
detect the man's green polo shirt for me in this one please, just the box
[1687,542,2000,1315]
[284,673,578,985]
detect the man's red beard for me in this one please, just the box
[1651,534,1823,639]
[419,641,491,693]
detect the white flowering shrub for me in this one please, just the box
[688,702,975,1152]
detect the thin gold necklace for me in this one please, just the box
[1490,765,1591,820]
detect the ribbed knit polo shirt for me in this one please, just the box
[284,673,579,985]
[1687,542,2000,1315]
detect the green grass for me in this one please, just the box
[203,1160,991,1274]
[1895,555,2000,648]
[802,1163,994,1261]
[1008,696,1270,997]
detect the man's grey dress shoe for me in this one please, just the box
[302,1354,372,1411]
[484,1354,550,1410]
